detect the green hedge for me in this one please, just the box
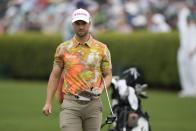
[0,32,180,87]
[0,33,62,79]
[96,32,179,87]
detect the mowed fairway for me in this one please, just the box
[0,80,196,131]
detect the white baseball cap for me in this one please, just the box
[72,8,91,23]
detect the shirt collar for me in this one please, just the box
[72,35,93,48]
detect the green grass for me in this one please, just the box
[0,80,196,131]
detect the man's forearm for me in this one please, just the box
[45,76,60,104]
[45,66,62,104]
[103,70,112,88]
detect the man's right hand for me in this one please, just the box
[42,104,52,116]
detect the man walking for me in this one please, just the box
[42,8,112,131]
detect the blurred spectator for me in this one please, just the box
[116,12,133,33]
[177,2,196,97]
[0,0,9,18]
[104,0,125,30]
[124,0,140,27]
[148,13,171,32]
[132,14,147,29]
[92,4,108,32]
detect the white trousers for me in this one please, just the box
[177,49,196,93]
[190,53,196,91]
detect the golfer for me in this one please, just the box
[42,8,112,131]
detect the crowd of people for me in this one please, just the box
[0,0,195,38]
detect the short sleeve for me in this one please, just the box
[101,45,112,75]
[53,44,64,68]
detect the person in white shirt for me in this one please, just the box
[177,4,196,97]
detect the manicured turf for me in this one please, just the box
[0,80,196,131]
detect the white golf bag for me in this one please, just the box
[109,67,151,131]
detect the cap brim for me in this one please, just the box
[72,17,89,23]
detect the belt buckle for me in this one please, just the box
[76,89,99,102]
[76,95,91,101]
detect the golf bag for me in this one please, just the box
[109,67,151,131]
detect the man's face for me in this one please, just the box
[72,20,90,37]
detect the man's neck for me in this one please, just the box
[75,33,90,45]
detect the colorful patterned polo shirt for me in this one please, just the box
[54,35,112,95]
